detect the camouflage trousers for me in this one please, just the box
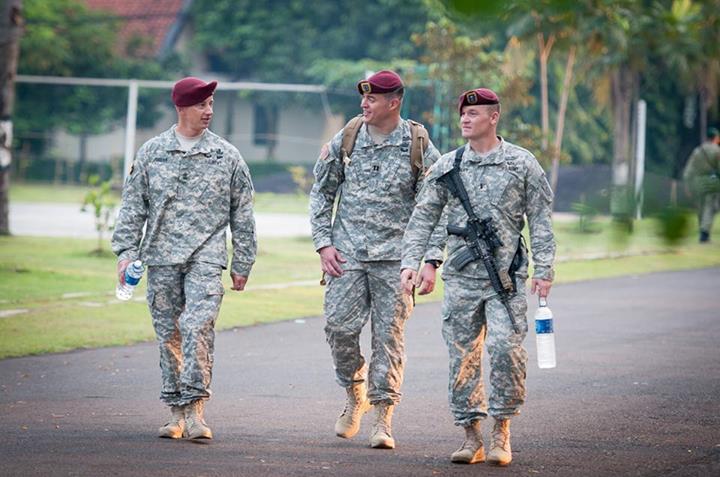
[441,275,529,426]
[698,193,720,233]
[323,260,413,405]
[146,262,225,407]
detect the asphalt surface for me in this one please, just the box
[1,269,719,476]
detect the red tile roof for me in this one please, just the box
[84,0,186,57]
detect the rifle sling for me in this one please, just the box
[448,145,523,285]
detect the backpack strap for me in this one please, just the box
[341,116,429,178]
[408,120,429,177]
[340,115,364,159]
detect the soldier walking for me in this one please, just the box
[400,88,556,466]
[112,77,257,440]
[309,70,445,449]
[683,127,720,243]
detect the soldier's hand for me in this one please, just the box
[231,273,248,291]
[416,263,437,296]
[531,278,552,298]
[318,246,346,277]
[117,259,132,285]
[400,268,417,295]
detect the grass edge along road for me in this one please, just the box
[1,221,719,359]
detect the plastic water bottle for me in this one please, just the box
[116,260,144,301]
[534,297,556,369]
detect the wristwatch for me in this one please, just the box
[424,259,442,269]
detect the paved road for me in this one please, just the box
[9,203,577,239]
[1,269,718,476]
[9,203,311,238]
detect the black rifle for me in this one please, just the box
[437,146,521,334]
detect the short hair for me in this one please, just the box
[708,127,720,139]
[387,87,404,101]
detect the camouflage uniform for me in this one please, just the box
[683,142,720,236]
[310,119,445,405]
[402,140,555,425]
[112,126,257,407]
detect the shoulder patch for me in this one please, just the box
[319,142,331,161]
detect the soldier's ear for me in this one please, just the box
[389,96,402,111]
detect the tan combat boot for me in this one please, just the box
[369,403,395,449]
[487,418,512,466]
[450,420,485,464]
[185,399,213,440]
[157,405,185,439]
[335,380,372,438]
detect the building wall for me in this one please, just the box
[48,89,340,165]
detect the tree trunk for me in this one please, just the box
[0,0,22,236]
[550,45,576,197]
[78,133,87,184]
[699,87,708,143]
[537,33,555,152]
[610,65,636,222]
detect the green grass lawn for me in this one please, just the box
[1,215,718,360]
[9,182,309,214]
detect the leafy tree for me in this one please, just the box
[16,0,170,181]
[193,0,436,83]
[437,0,583,177]
[192,0,441,160]
[412,18,536,152]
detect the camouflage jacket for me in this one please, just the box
[683,142,720,191]
[401,139,555,281]
[309,119,446,265]
[111,126,257,276]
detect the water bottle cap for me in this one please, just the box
[539,296,548,307]
[133,260,142,267]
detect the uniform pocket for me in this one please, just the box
[343,155,366,187]
[381,154,414,192]
[147,161,179,200]
[206,280,225,296]
[489,169,523,213]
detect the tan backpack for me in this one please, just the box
[339,115,429,177]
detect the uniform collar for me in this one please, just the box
[464,137,505,165]
[356,119,409,149]
[163,125,215,154]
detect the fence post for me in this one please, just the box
[123,79,139,180]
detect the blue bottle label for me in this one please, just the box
[535,318,554,334]
[125,274,140,286]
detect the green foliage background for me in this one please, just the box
[13,0,720,183]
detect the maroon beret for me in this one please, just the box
[172,77,218,107]
[357,70,404,95]
[457,88,500,114]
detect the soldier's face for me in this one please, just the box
[360,93,397,126]
[460,105,499,140]
[178,96,214,133]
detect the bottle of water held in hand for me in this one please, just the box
[116,260,144,301]
[534,296,556,369]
